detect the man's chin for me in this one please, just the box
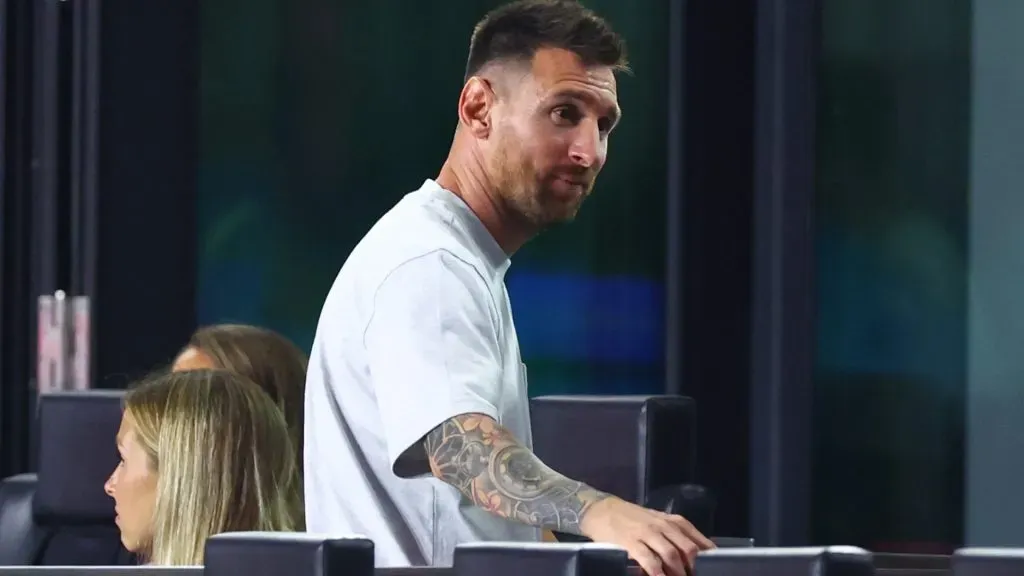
[516,194,586,229]
[536,205,583,228]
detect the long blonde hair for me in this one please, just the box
[125,369,301,566]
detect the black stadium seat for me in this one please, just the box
[455,542,630,576]
[695,547,875,576]
[0,473,44,564]
[952,548,1024,576]
[873,552,950,572]
[531,395,718,536]
[32,391,129,565]
[204,532,374,576]
[531,395,696,505]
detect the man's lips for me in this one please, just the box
[557,177,591,193]
[552,180,585,201]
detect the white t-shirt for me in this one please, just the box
[304,179,541,567]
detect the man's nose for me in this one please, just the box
[569,124,602,169]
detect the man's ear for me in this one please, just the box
[458,76,495,138]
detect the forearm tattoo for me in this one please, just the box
[423,413,611,534]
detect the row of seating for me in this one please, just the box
[0,392,708,566]
[0,531,1017,576]
[2,389,1022,575]
[696,546,1024,576]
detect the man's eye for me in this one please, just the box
[551,106,578,125]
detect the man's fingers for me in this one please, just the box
[628,543,665,576]
[657,521,701,570]
[642,532,688,576]
[666,514,715,550]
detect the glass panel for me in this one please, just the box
[964,0,1024,547]
[813,0,970,552]
[197,2,670,396]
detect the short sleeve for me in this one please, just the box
[363,250,502,478]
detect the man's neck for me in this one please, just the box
[436,157,533,255]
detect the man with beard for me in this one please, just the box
[303,1,714,575]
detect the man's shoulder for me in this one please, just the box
[345,247,488,302]
[345,228,478,284]
[345,195,491,286]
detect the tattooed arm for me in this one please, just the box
[423,412,611,535]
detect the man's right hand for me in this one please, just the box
[579,496,715,576]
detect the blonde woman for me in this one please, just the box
[103,369,301,566]
[172,324,307,471]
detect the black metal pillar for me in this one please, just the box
[670,0,756,538]
[664,0,685,397]
[749,0,820,547]
[2,0,41,477]
[30,0,65,302]
[69,0,101,387]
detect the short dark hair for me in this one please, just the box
[465,0,628,81]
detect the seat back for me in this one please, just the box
[531,395,718,537]
[0,473,44,565]
[874,553,950,571]
[696,547,874,576]
[530,395,696,505]
[205,532,374,576]
[455,542,629,576]
[33,390,130,565]
[953,548,1024,576]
